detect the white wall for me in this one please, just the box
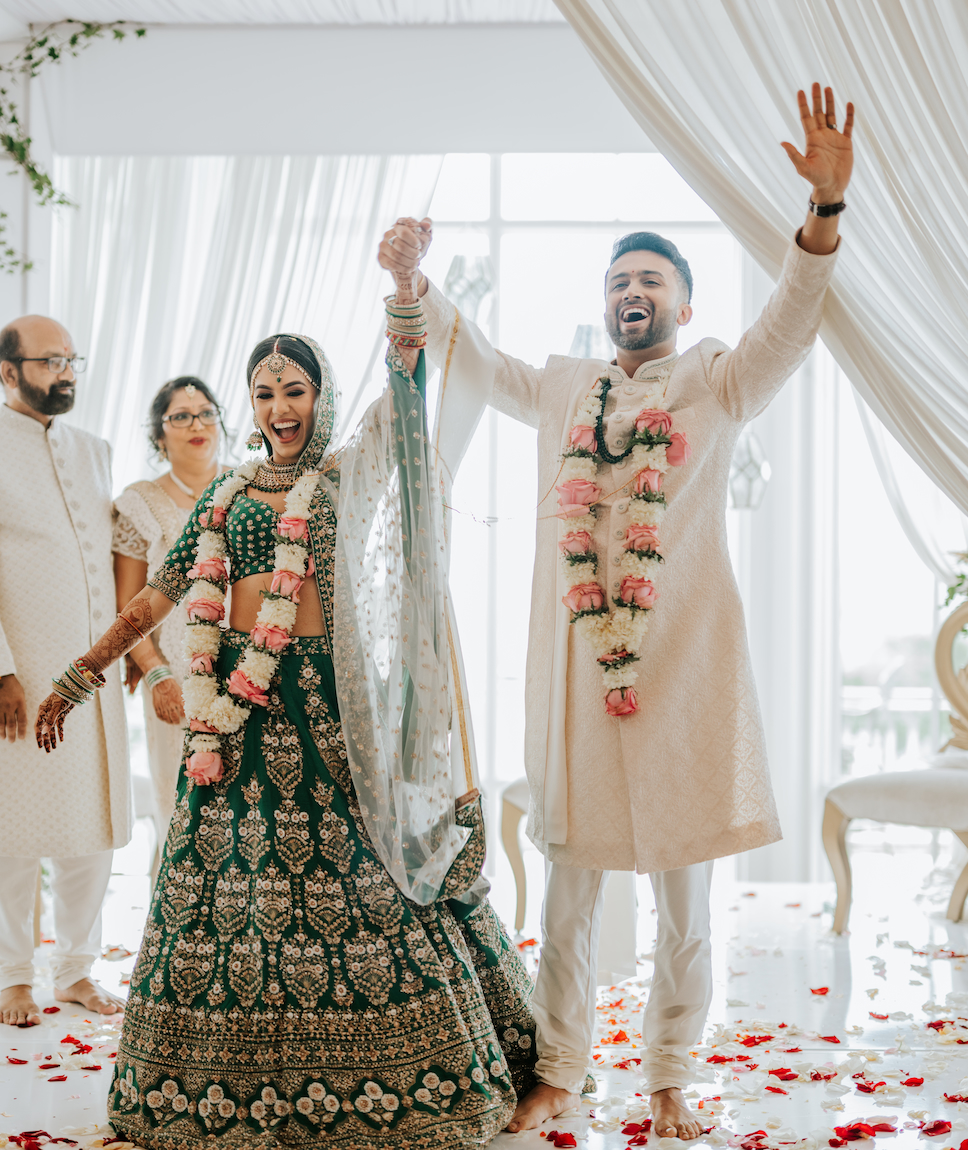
[38,23,651,155]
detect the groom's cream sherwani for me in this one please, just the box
[426,237,838,874]
[0,404,130,855]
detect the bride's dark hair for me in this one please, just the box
[246,334,321,389]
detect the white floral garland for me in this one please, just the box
[557,371,690,717]
[181,459,320,782]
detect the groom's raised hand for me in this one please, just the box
[378,216,433,292]
[782,83,854,255]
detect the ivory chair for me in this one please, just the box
[501,778,531,935]
[824,600,968,933]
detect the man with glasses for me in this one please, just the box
[0,314,129,1025]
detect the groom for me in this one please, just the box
[380,84,853,1139]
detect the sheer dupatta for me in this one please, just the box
[327,347,476,906]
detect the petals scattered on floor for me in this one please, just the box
[6,843,968,1147]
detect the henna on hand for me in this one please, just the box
[85,597,157,673]
[35,692,74,753]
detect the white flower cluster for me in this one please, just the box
[181,465,321,766]
[558,368,677,708]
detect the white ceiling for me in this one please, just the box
[0,0,564,35]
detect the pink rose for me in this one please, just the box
[189,653,214,674]
[634,468,663,495]
[556,477,602,518]
[277,515,309,542]
[185,751,223,784]
[598,649,631,665]
[227,669,270,706]
[561,582,606,613]
[605,687,638,717]
[250,623,291,654]
[569,425,598,452]
[623,523,661,553]
[635,409,673,436]
[270,569,303,601]
[189,717,218,733]
[186,597,225,623]
[198,506,226,530]
[558,530,594,556]
[666,432,691,466]
[620,576,659,609]
[305,551,316,577]
[187,556,228,582]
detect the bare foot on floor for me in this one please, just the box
[0,984,40,1027]
[54,977,125,1015]
[505,1082,580,1133]
[650,1087,703,1140]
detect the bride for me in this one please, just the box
[35,255,535,1148]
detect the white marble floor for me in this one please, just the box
[4,826,968,1149]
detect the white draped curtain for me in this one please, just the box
[51,154,442,492]
[554,0,968,516]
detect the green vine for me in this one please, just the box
[0,20,146,272]
[946,553,968,608]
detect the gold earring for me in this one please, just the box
[246,414,264,451]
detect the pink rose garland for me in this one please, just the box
[556,370,690,717]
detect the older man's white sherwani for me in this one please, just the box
[0,405,129,992]
[425,235,839,1093]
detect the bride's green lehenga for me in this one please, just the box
[108,348,536,1149]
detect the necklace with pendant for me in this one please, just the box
[249,457,298,492]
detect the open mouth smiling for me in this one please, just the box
[620,304,651,324]
[272,419,300,444]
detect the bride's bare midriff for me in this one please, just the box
[228,487,325,638]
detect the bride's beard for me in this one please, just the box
[605,307,678,351]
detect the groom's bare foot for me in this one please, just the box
[0,984,40,1027]
[650,1087,703,1140]
[505,1083,580,1132]
[54,977,124,1015]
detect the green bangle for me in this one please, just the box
[145,665,174,689]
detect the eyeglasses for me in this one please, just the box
[162,408,220,428]
[14,355,86,373]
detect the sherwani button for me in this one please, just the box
[91,586,100,597]
[56,457,66,466]
[614,413,625,423]
[612,555,621,566]
[614,529,624,540]
[624,385,635,395]
[93,609,102,620]
[613,580,621,589]
[617,501,628,513]
[89,564,97,573]
[83,541,92,551]
[77,522,87,530]
[616,459,628,470]
[71,499,80,509]
[63,478,73,488]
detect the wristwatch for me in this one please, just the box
[808,197,846,217]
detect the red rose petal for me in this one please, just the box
[810,987,830,995]
[6,1056,28,1064]
[47,1074,67,1081]
[903,1076,924,1086]
[39,1062,59,1069]
[768,1068,798,1081]
[41,1006,60,1014]
[820,1035,841,1043]
[80,1064,102,1071]
[922,1119,952,1137]
[944,1093,968,1103]
[765,1085,788,1094]
[869,1012,889,1020]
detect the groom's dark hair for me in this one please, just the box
[607,232,694,302]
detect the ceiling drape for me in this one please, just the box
[51,154,441,492]
[555,0,968,516]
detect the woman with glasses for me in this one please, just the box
[112,376,229,835]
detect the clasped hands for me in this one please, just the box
[378,216,433,289]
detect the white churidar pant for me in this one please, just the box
[533,860,714,1095]
[0,851,113,991]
